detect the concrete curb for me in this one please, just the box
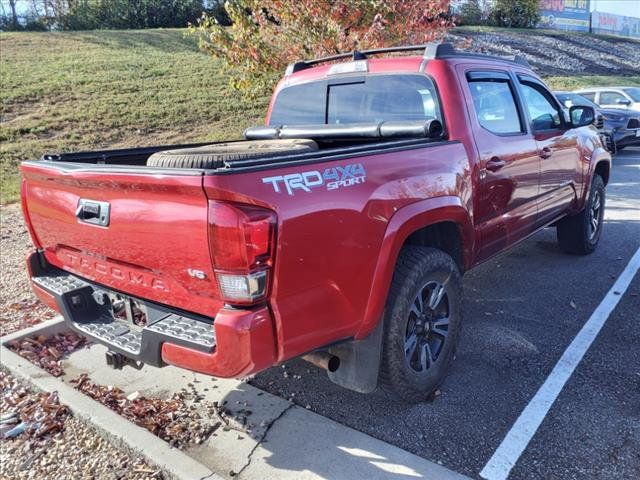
[0,337,220,480]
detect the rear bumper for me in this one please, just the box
[27,251,276,378]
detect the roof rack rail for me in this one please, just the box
[285,42,531,75]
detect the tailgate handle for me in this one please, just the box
[76,199,110,227]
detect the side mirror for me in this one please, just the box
[616,98,631,106]
[569,105,595,128]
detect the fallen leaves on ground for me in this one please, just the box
[71,373,221,448]
[0,371,69,442]
[5,332,89,377]
[0,299,57,337]
[1,372,161,479]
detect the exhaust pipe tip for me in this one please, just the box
[326,355,340,372]
[302,352,340,372]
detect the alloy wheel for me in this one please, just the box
[404,280,450,373]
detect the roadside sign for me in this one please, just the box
[538,0,591,32]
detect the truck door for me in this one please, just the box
[516,75,581,227]
[462,69,540,262]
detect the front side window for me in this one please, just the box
[269,74,441,126]
[468,78,522,134]
[519,80,563,131]
[579,92,596,102]
[600,91,627,105]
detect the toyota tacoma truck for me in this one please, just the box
[20,43,611,402]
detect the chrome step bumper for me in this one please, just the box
[32,268,215,367]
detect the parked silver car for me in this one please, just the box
[574,87,640,113]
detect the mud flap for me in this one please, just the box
[327,320,384,394]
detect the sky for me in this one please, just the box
[590,0,640,15]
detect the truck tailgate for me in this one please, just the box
[21,162,223,318]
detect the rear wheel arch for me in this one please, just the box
[357,198,473,339]
[594,160,610,186]
[403,221,465,274]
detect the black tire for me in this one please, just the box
[556,174,605,255]
[146,139,318,169]
[379,246,463,403]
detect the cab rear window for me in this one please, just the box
[269,74,442,126]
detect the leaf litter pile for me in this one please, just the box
[1,371,161,479]
[0,371,69,441]
[5,331,89,377]
[6,332,222,448]
[71,373,222,448]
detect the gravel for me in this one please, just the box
[1,203,56,337]
[0,371,160,480]
[447,29,640,77]
[0,205,163,479]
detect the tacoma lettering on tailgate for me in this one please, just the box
[64,252,168,292]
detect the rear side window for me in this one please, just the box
[600,91,627,105]
[467,77,522,135]
[269,74,441,126]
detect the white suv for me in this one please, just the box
[575,87,640,113]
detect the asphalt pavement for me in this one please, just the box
[251,147,640,480]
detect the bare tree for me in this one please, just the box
[8,0,19,28]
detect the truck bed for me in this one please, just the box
[31,126,446,175]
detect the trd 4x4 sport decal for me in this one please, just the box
[262,163,366,195]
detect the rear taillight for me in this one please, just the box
[208,201,276,305]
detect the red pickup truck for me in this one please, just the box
[20,44,611,402]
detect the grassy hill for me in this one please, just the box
[0,29,267,203]
[1,27,639,204]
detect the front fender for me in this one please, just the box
[355,196,474,339]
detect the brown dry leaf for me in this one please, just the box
[7,332,89,377]
[71,374,220,448]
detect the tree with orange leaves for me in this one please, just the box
[190,0,453,95]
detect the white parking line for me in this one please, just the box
[480,245,640,480]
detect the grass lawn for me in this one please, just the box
[1,28,638,204]
[0,29,268,204]
[544,75,640,90]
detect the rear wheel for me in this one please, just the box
[556,174,605,255]
[380,247,462,403]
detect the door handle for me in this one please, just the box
[485,157,506,172]
[539,146,553,159]
[76,199,110,227]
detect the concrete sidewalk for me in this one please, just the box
[1,318,470,480]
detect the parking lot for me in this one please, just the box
[252,147,640,479]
